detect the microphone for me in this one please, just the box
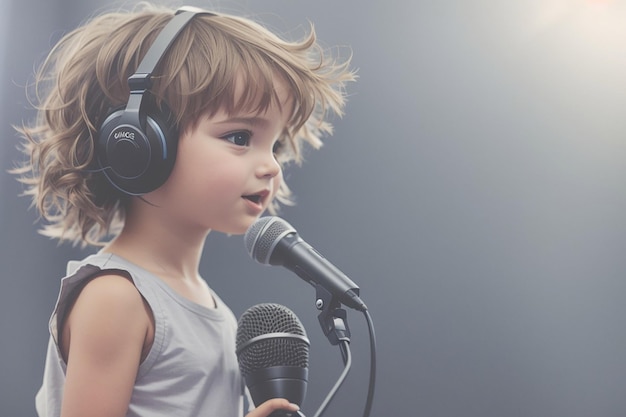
[236,303,309,417]
[244,216,367,312]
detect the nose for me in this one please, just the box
[255,152,281,179]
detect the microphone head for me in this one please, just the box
[244,216,296,265]
[236,303,309,378]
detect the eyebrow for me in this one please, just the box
[213,116,270,128]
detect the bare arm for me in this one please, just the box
[60,274,152,417]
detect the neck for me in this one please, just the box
[103,200,210,282]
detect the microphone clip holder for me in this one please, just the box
[314,285,351,346]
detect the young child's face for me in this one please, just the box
[144,78,291,235]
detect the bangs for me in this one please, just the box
[155,15,318,140]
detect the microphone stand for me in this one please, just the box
[308,285,353,417]
[315,285,352,348]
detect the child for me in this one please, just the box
[13,3,355,416]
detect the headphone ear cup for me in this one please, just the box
[96,99,179,195]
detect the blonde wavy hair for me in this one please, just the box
[13,3,355,247]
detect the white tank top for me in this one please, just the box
[35,252,246,417]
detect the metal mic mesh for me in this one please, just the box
[236,303,309,378]
[244,216,295,265]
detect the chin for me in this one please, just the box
[213,219,256,236]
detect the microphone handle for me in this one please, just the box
[246,366,308,410]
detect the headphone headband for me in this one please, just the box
[131,9,216,92]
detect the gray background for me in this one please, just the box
[2,0,626,416]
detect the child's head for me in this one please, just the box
[14,3,355,247]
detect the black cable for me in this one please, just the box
[361,310,377,417]
[340,341,349,365]
[311,340,352,417]
[311,310,376,417]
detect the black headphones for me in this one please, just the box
[96,7,214,195]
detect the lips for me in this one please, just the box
[242,190,269,206]
[243,194,261,204]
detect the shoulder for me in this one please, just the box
[61,272,153,362]
[68,271,151,333]
[69,271,147,316]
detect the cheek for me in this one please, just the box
[173,137,236,188]
[181,159,243,197]
[159,144,238,200]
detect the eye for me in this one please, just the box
[221,130,252,147]
[272,140,284,155]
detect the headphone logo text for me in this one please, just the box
[114,130,135,140]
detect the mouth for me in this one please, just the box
[242,195,262,204]
[242,190,269,206]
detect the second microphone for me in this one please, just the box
[236,303,310,417]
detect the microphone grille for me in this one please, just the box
[244,216,295,264]
[236,303,309,377]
